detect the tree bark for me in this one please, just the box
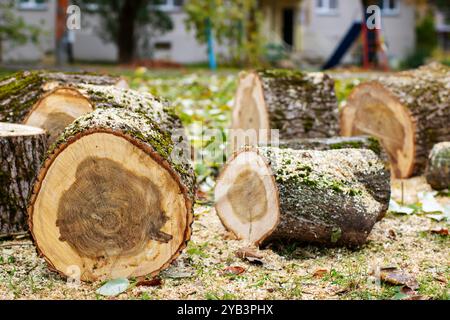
[341,63,450,178]
[0,70,127,123]
[28,107,195,281]
[426,142,450,190]
[231,69,339,150]
[0,123,47,237]
[278,135,386,158]
[215,146,390,247]
[117,0,143,63]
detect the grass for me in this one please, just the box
[0,67,448,300]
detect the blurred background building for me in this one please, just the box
[2,0,449,68]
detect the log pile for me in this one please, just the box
[231,69,339,150]
[426,142,450,190]
[215,146,390,247]
[341,63,450,178]
[0,123,47,237]
[0,71,127,144]
[28,106,195,281]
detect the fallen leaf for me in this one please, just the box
[389,199,414,215]
[236,247,264,265]
[96,278,129,297]
[388,229,397,240]
[313,268,329,278]
[236,247,263,259]
[430,228,449,236]
[418,192,445,213]
[222,266,245,275]
[380,269,419,290]
[136,277,162,287]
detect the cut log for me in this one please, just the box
[425,142,450,190]
[341,63,450,178]
[0,123,47,237]
[231,69,339,150]
[0,71,128,144]
[278,135,387,160]
[215,147,390,246]
[28,107,195,281]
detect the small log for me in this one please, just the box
[231,69,339,149]
[426,142,450,190]
[215,147,390,247]
[0,71,128,144]
[28,108,195,281]
[0,123,47,237]
[341,63,450,178]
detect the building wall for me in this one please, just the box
[299,0,415,65]
[3,0,417,65]
[4,0,56,62]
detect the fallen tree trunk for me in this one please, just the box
[28,107,195,281]
[341,63,450,178]
[215,147,390,247]
[426,142,450,190]
[231,69,339,150]
[0,71,128,144]
[0,123,47,237]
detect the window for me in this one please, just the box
[18,0,48,10]
[152,0,184,12]
[380,0,399,16]
[315,0,338,15]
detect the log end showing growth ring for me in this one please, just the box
[28,131,190,281]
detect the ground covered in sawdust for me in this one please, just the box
[0,177,448,300]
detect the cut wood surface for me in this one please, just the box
[0,71,128,144]
[28,107,195,281]
[425,142,450,190]
[0,123,47,237]
[341,63,450,178]
[215,147,390,246]
[231,69,339,149]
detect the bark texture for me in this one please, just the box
[259,147,390,246]
[0,126,47,236]
[257,69,339,138]
[0,70,126,123]
[278,136,387,161]
[426,142,450,190]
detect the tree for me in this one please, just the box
[184,0,265,67]
[0,0,40,63]
[73,0,173,63]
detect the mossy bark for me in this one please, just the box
[74,84,183,133]
[257,69,339,139]
[0,129,47,236]
[426,142,450,190]
[0,71,125,123]
[278,136,387,160]
[371,63,450,174]
[258,147,390,246]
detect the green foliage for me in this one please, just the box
[0,0,40,61]
[184,0,265,67]
[401,13,438,69]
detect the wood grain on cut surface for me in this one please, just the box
[28,107,195,281]
[341,63,450,178]
[215,147,390,247]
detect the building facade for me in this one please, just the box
[2,0,441,66]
